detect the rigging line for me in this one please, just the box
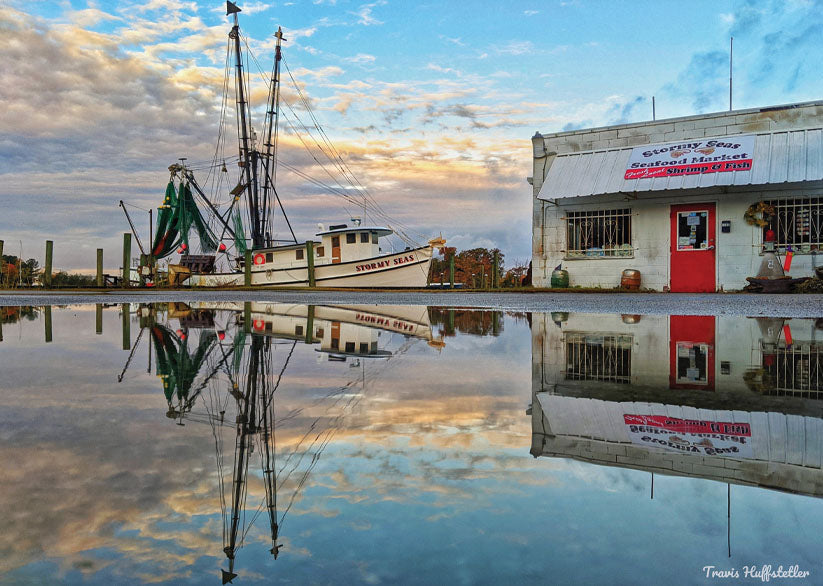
[283,59,370,201]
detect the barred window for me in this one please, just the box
[566,208,632,257]
[762,343,823,399]
[565,333,632,384]
[762,197,822,254]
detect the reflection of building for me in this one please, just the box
[531,312,823,496]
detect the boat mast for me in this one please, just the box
[227,1,264,249]
[260,27,285,248]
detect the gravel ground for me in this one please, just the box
[1,289,822,317]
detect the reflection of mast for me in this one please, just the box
[222,332,286,583]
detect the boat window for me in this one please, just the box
[332,236,340,247]
[296,249,304,260]
[345,341,356,352]
[317,246,325,256]
[360,232,369,243]
[371,341,378,352]
[316,328,324,337]
[331,337,339,349]
[371,232,378,244]
[360,342,369,354]
[266,252,273,262]
[346,233,356,244]
[295,325,303,336]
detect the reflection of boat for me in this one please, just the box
[530,312,823,497]
[120,302,440,582]
[132,3,443,288]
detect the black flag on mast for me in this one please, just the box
[226,1,241,15]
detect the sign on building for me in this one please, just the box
[624,135,755,180]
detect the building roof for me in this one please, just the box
[537,127,823,201]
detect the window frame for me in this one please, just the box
[762,196,822,255]
[564,208,633,259]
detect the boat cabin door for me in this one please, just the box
[331,236,341,264]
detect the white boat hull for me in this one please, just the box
[187,245,434,288]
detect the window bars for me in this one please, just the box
[763,343,823,399]
[763,197,822,254]
[565,334,632,384]
[565,208,632,257]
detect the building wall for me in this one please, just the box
[530,100,823,290]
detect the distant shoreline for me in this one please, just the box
[1,289,821,317]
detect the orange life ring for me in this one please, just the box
[253,253,265,265]
[253,319,265,331]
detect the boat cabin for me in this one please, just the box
[315,225,393,264]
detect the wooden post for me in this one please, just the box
[243,302,251,334]
[448,308,455,334]
[481,267,486,290]
[44,306,53,343]
[449,253,455,289]
[305,305,314,344]
[122,303,131,350]
[122,233,131,288]
[493,251,499,288]
[306,241,315,287]
[95,303,103,335]
[492,311,500,336]
[97,249,104,287]
[44,240,53,288]
[244,250,252,287]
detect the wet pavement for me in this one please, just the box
[1,290,822,317]
[2,302,823,584]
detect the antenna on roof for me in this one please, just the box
[729,37,733,111]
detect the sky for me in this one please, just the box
[1,0,822,272]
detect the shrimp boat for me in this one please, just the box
[130,2,444,288]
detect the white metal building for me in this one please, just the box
[530,100,823,291]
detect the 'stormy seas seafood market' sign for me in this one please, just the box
[624,134,755,180]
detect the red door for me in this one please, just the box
[669,315,715,390]
[670,203,716,292]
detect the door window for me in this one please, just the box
[676,211,708,250]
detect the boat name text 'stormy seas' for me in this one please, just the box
[355,254,416,272]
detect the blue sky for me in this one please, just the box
[1,0,822,270]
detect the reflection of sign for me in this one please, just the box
[624,414,753,458]
[625,135,754,179]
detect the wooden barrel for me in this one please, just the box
[550,269,569,288]
[620,269,641,290]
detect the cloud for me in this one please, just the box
[352,1,386,26]
[497,40,535,56]
[343,53,376,64]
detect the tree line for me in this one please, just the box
[428,247,530,287]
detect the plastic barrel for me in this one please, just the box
[550,269,569,288]
[620,269,641,290]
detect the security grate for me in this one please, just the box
[566,208,633,257]
[763,343,823,399]
[763,197,822,254]
[565,333,632,383]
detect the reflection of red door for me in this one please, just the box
[670,203,716,292]
[669,315,715,390]
[331,236,341,264]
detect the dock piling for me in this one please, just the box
[449,254,455,289]
[122,233,131,288]
[306,241,315,287]
[96,304,103,334]
[493,251,499,288]
[44,240,53,288]
[97,249,104,287]
[244,250,252,287]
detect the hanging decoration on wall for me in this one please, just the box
[743,202,775,227]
